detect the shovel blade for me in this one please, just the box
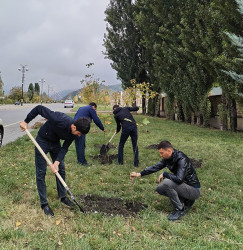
[73,199,85,213]
[67,189,85,213]
[100,144,110,155]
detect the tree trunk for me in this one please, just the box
[132,98,136,107]
[196,112,202,126]
[154,95,160,116]
[142,95,146,114]
[221,92,228,131]
[177,103,185,121]
[148,98,155,116]
[229,97,237,132]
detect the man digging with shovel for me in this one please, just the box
[113,105,139,167]
[20,105,90,217]
[74,102,106,166]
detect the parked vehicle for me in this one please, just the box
[64,100,74,108]
[15,101,20,105]
[0,118,4,147]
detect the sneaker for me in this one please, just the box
[168,208,186,221]
[184,199,195,210]
[61,197,75,207]
[42,204,54,217]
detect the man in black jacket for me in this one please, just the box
[130,140,201,221]
[113,105,139,167]
[20,105,90,217]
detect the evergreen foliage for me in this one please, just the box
[103,0,147,90]
[104,0,243,130]
[27,83,34,101]
[34,82,40,96]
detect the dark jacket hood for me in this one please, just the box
[113,107,122,115]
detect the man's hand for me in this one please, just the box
[50,161,60,174]
[158,174,164,183]
[130,172,141,180]
[20,121,28,131]
[104,129,107,133]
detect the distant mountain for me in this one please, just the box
[62,89,81,100]
[58,89,77,99]
[61,84,123,100]
[105,84,123,92]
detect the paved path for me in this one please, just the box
[0,103,73,147]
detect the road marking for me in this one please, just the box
[4,121,23,127]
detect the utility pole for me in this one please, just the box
[18,65,28,106]
[39,78,45,105]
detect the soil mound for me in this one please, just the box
[30,122,44,129]
[190,158,202,168]
[146,144,159,149]
[79,194,147,217]
[93,154,118,164]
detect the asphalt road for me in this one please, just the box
[0,103,75,147]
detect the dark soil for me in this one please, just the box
[146,144,160,149]
[146,144,203,168]
[93,144,118,164]
[93,154,118,164]
[79,194,147,217]
[190,158,203,168]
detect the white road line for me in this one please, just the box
[4,121,23,127]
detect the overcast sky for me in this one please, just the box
[0,0,119,96]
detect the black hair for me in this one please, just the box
[157,140,173,150]
[89,102,97,108]
[73,117,91,134]
[113,104,119,110]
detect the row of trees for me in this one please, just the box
[103,0,243,131]
[2,82,52,104]
[76,63,120,105]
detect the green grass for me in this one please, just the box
[0,114,242,249]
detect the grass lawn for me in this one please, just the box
[0,113,242,249]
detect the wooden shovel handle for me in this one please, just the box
[25,129,67,189]
[108,131,116,143]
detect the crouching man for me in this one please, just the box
[20,105,91,217]
[130,140,201,221]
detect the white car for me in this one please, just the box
[64,99,74,108]
[0,118,4,147]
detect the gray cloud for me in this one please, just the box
[0,0,119,95]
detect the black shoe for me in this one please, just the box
[184,199,195,210]
[61,197,75,207]
[117,161,123,165]
[168,208,186,221]
[42,204,54,217]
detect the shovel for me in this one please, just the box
[100,131,116,156]
[25,129,85,213]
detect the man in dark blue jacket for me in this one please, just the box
[113,105,139,167]
[20,105,90,217]
[130,140,201,221]
[74,102,106,166]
